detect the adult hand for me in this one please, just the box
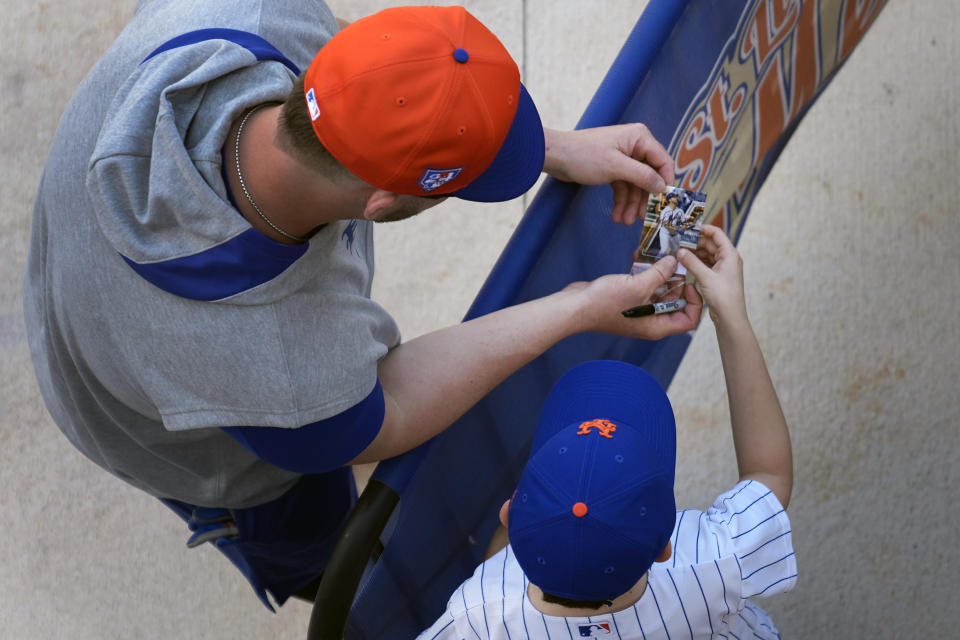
[543,125,675,226]
[677,224,746,325]
[566,256,702,340]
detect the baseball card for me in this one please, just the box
[630,185,707,277]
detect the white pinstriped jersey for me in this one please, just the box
[418,480,795,640]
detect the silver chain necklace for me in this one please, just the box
[234,105,309,243]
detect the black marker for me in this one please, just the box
[621,298,687,318]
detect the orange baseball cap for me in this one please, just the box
[303,6,544,202]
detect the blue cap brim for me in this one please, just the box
[532,360,676,483]
[453,83,545,203]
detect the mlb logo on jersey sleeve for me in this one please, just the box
[418,167,463,193]
[578,622,611,637]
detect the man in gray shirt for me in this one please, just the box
[25,1,699,609]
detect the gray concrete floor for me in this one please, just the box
[2,1,958,638]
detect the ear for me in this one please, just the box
[655,539,672,563]
[362,189,400,220]
[498,499,511,528]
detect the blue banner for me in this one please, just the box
[347,2,887,637]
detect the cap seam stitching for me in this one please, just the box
[385,63,468,189]
[309,53,451,98]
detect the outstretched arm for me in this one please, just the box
[678,226,793,508]
[542,125,675,226]
[352,256,702,463]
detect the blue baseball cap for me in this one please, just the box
[508,360,677,602]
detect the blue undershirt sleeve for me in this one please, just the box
[222,380,385,474]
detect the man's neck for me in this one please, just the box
[526,574,648,617]
[225,104,366,243]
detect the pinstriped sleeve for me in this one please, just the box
[704,480,797,602]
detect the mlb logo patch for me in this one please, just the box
[418,167,463,193]
[306,88,321,121]
[578,623,611,637]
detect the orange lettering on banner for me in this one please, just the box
[677,113,713,192]
[741,0,800,70]
[839,0,883,61]
[707,75,745,144]
[753,0,823,162]
[790,0,821,119]
[677,75,747,192]
[754,50,788,163]
[669,0,885,234]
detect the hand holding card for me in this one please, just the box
[629,186,707,302]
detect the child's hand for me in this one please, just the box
[677,225,747,325]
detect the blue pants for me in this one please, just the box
[160,467,356,611]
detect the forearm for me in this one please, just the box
[352,289,585,463]
[715,314,793,508]
[352,257,701,464]
[542,128,571,180]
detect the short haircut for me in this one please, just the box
[277,73,358,184]
[540,590,613,611]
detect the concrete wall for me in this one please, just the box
[1,1,956,638]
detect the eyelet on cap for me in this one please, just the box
[639,506,647,516]
[604,566,615,574]
[615,454,624,463]
[453,48,469,63]
[382,33,391,40]
[395,97,406,107]
[457,125,467,135]
[537,557,546,565]
[558,446,568,454]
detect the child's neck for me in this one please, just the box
[527,574,648,617]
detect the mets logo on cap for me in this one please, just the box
[578,623,611,637]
